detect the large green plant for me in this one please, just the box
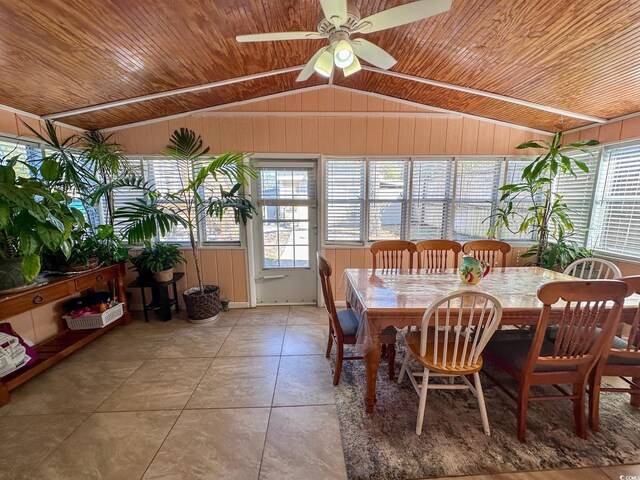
[98,128,257,293]
[490,132,598,270]
[0,149,83,281]
[131,243,184,274]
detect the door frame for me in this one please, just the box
[245,153,323,307]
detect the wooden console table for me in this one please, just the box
[0,262,131,406]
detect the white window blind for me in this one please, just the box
[409,158,454,240]
[452,158,503,241]
[367,159,409,241]
[325,159,365,244]
[112,158,145,239]
[198,160,241,244]
[589,144,640,257]
[554,150,598,244]
[499,158,536,241]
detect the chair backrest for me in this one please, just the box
[616,276,640,357]
[419,291,503,369]
[525,280,627,373]
[563,257,622,280]
[415,240,462,269]
[462,240,511,268]
[370,240,416,270]
[317,252,343,339]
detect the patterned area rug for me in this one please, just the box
[334,344,640,480]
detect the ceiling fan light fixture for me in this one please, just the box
[313,48,334,77]
[333,39,354,68]
[342,55,361,77]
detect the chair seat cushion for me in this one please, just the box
[486,330,577,372]
[607,336,640,366]
[336,309,396,339]
[405,331,483,374]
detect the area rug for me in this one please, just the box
[334,344,640,480]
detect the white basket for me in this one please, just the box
[64,303,124,331]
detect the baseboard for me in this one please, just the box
[229,302,249,308]
[128,302,248,311]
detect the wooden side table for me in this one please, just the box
[127,272,184,322]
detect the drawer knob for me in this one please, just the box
[33,294,44,304]
[96,274,104,283]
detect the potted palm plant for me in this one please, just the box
[489,132,597,270]
[101,128,257,323]
[131,243,184,282]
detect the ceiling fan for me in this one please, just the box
[236,0,452,81]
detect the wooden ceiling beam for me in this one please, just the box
[361,66,608,124]
[43,65,306,120]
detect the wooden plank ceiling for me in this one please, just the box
[1,0,639,131]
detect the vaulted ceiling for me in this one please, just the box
[1,0,639,132]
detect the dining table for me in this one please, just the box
[341,266,640,413]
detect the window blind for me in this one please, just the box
[589,144,640,257]
[111,158,145,239]
[325,159,365,243]
[197,160,241,244]
[554,150,598,244]
[452,158,503,241]
[499,158,536,241]
[367,159,409,241]
[409,158,454,240]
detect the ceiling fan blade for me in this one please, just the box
[350,39,397,70]
[236,31,322,43]
[296,47,327,82]
[357,0,451,34]
[320,0,347,28]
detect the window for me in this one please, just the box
[589,144,640,258]
[198,160,241,244]
[409,159,454,240]
[452,158,503,240]
[325,159,365,243]
[367,159,409,241]
[498,158,536,241]
[0,137,42,176]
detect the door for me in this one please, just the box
[252,162,318,305]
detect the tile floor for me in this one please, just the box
[0,306,638,480]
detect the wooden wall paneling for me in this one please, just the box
[235,116,255,152]
[383,99,400,112]
[507,128,526,155]
[166,117,187,135]
[365,117,383,155]
[251,97,269,112]
[333,89,352,112]
[333,249,351,301]
[8,312,36,344]
[285,92,302,112]
[476,121,495,154]
[492,125,511,154]
[300,90,319,111]
[580,126,601,141]
[323,248,337,295]
[31,299,69,343]
[202,117,221,152]
[460,117,480,155]
[0,111,18,136]
[561,131,580,145]
[184,115,203,140]
[301,116,319,153]
[412,117,431,155]
[252,116,270,152]
[317,89,335,112]
[268,116,287,152]
[621,117,640,140]
[218,117,238,152]
[381,117,400,156]
[349,91,368,111]
[231,249,248,302]
[200,249,219,288]
[268,96,286,112]
[318,117,335,155]
[349,117,367,155]
[215,250,235,301]
[445,118,463,154]
[367,95,384,112]
[598,121,623,143]
[184,249,201,293]
[397,117,416,155]
[429,119,447,154]
[333,117,351,155]
[349,248,366,268]
[285,116,303,152]
[16,115,40,138]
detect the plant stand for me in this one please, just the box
[127,272,184,322]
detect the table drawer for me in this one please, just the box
[74,269,117,291]
[1,282,75,317]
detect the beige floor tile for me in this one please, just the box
[281,325,328,355]
[429,467,611,480]
[259,405,347,480]
[153,327,231,358]
[287,306,327,325]
[1,360,142,415]
[236,306,290,326]
[187,356,279,409]
[97,358,212,412]
[68,329,169,362]
[0,413,87,479]
[31,410,179,480]
[601,464,640,480]
[217,325,286,357]
[273,355,335,406]
[143,408,270,480]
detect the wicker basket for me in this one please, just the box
[183,285,221,323]
[64,303,124,330]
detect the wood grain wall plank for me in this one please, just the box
[365,117,383,155]
[268,116,286,152]
[215,250,234,301]
[397,117,416,155]
[301,116,319,153]
[429,119,447,154]
[492,125,511,154]
[218,117,238,152]
[333,117,351,155]
[413,117,431,155]
[476,121,495,154]
[381,117,400,155]
[445,118,463,154]
[460,118,479,155]
[318,117,336,155]
[252,117,270,152]
[349,117,367,154]
[285,116,302,152]
[235,116,254,152]
[231,249,248,302]
[0,111,18,136]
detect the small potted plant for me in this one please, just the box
[132,243,184,283]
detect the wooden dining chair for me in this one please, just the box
[415,240,462,269]
[398,291,503,435]
[589,275,640,431]
[462,240,511,268]
[484,280,627,442]
[564,257,622,280]
[317,252,397,385]
[370,240,416,270]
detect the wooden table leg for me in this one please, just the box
[632,376,640,407]
[365,332,382,413]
